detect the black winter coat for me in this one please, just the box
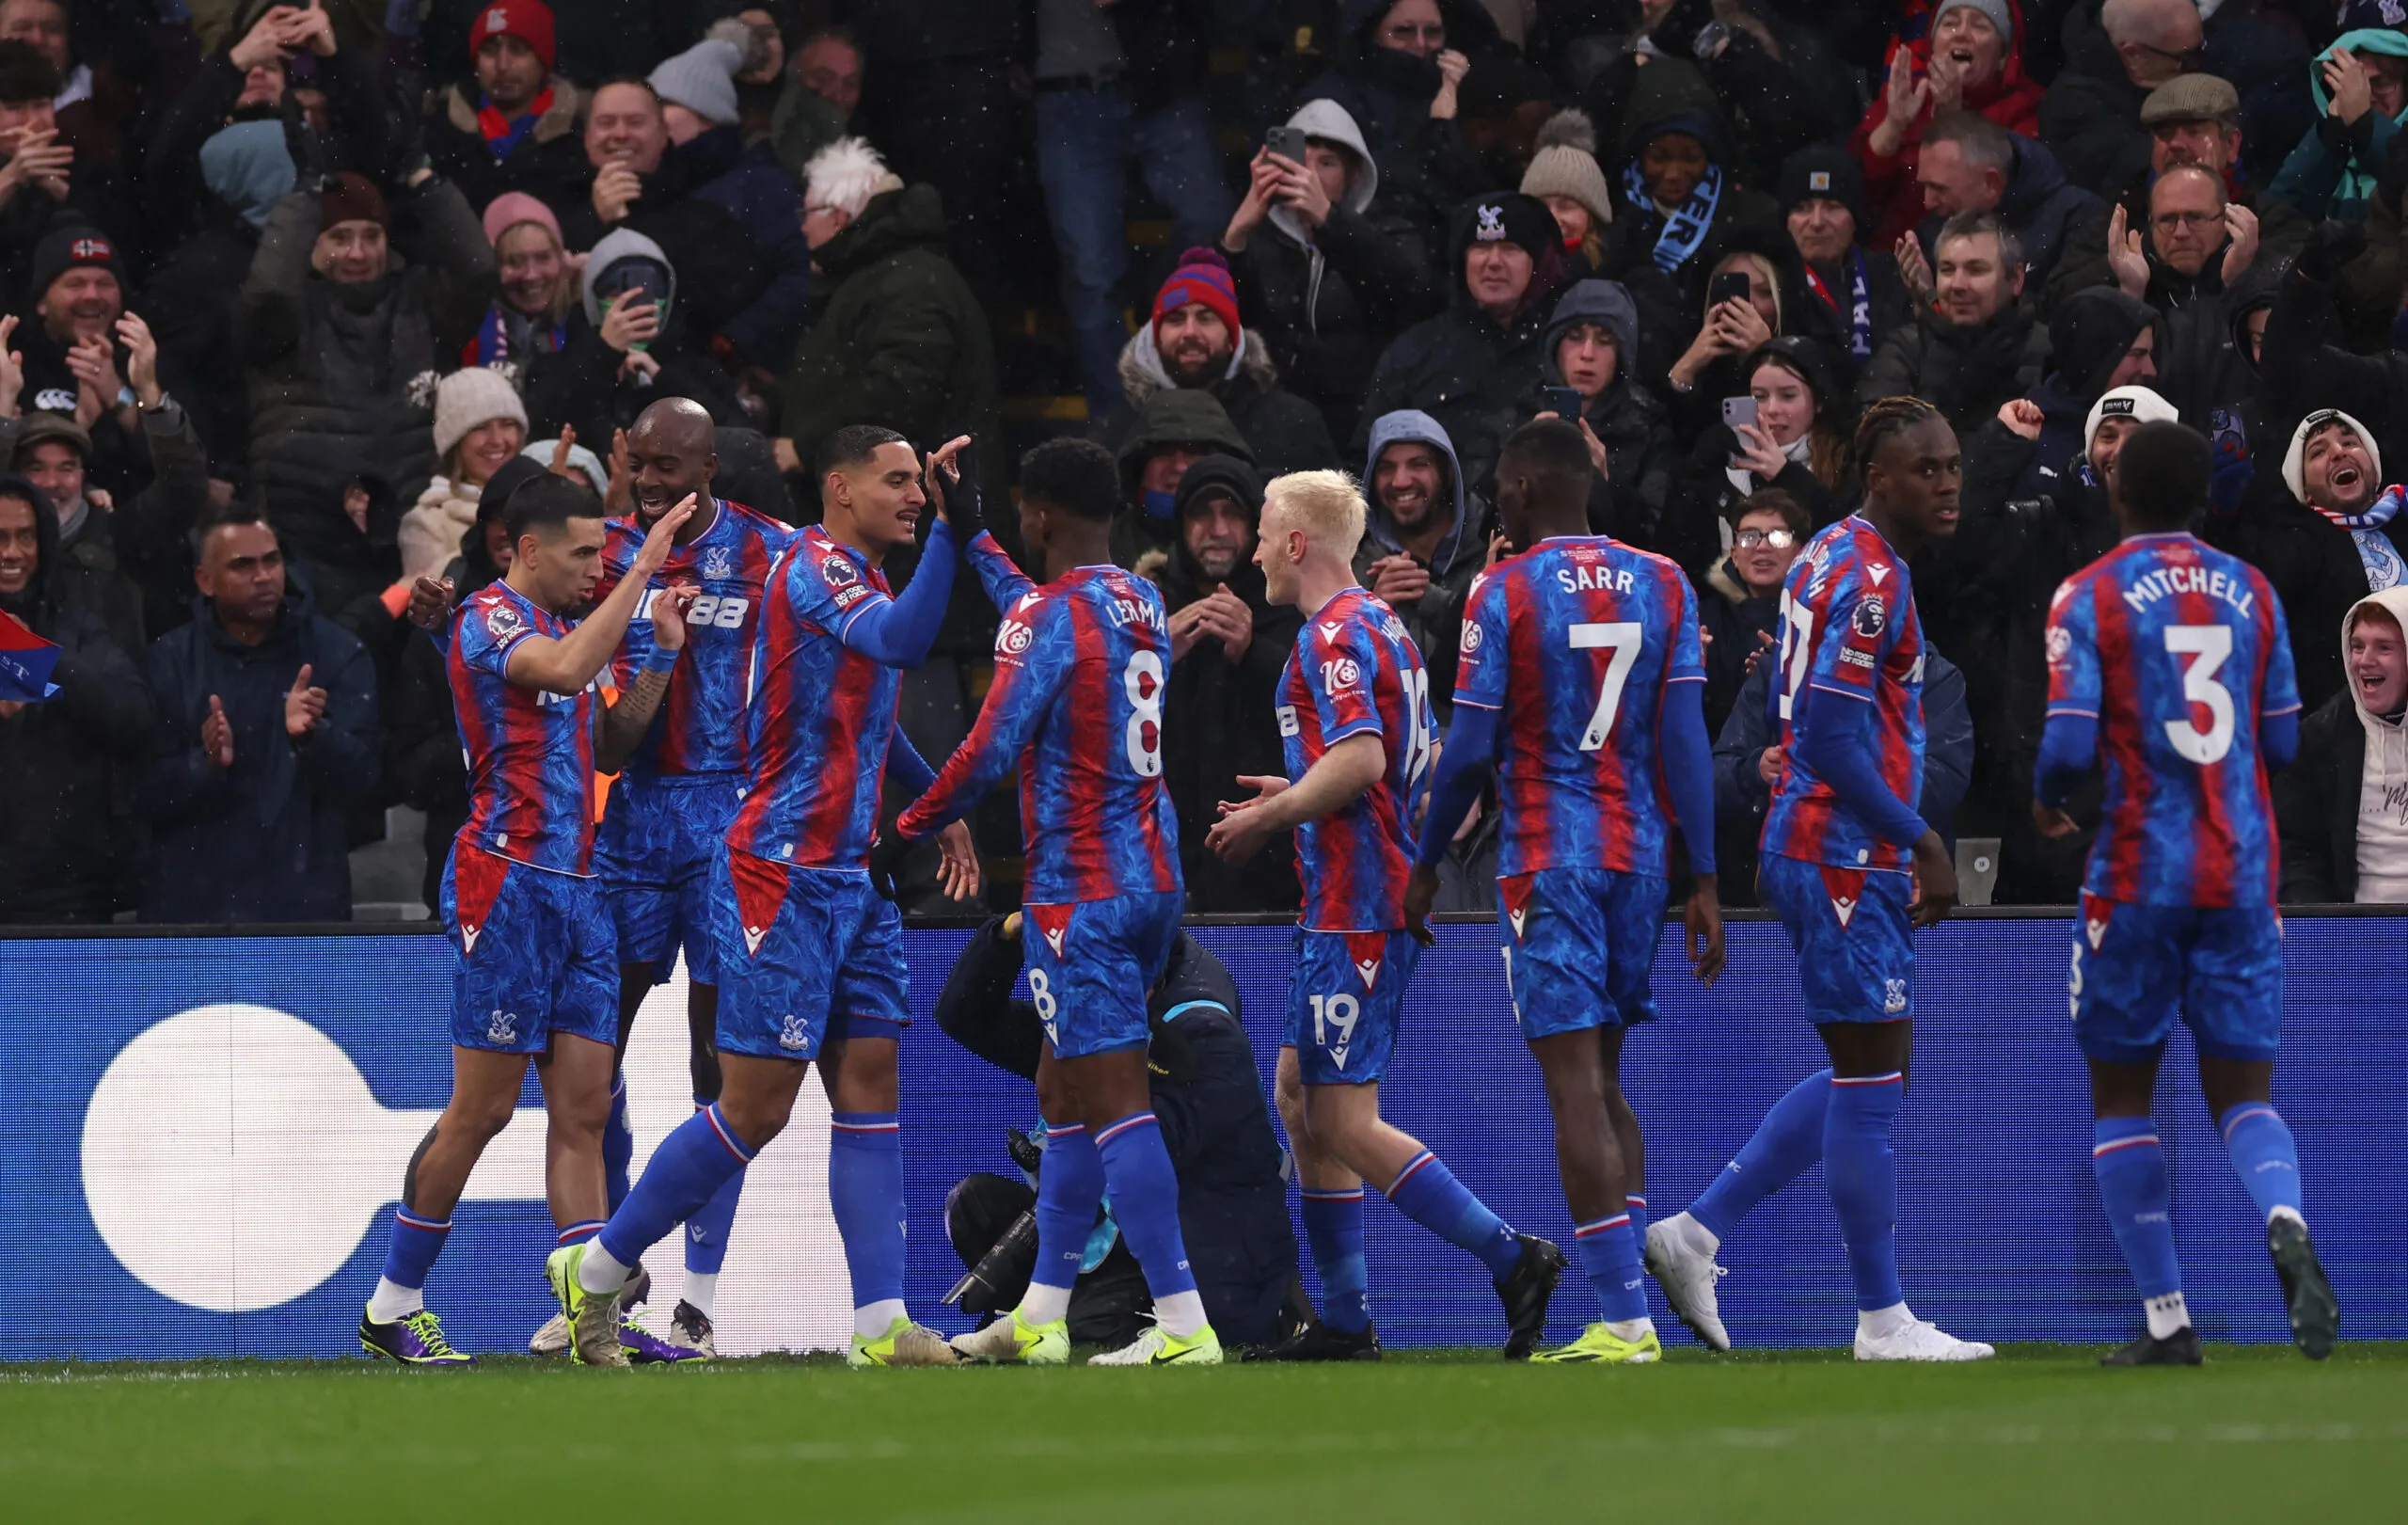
[0,573,152,923]
[141,592,380,923]
[1354,281,1571,499]
[525,310,748,455]
[2037,10,2155,198]
[422,79,590,216]
[1663,426,1845,585]
[2273,692,2365,904]
[1856,305,2052,440]
[1229,203,1437,447]
[1158,546,1302,914]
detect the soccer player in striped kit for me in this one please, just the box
[2034,420,2336,1365]
[899,437,1218,1367]
[1209,469,1564,1363]
[360,478,697,1366]
[1647,398,1994,1361]
[547,426,978,1368]
[1410,419,1725,1365]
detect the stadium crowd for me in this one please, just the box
[4,0,2408,924]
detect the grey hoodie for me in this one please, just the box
[1359,408,1475,578]
[582,228,677,329]
[1269,98,1379,247]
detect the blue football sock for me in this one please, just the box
[1575,1213,1647,1324]
[1095,1113,1198,1299]
[2092,1117,2182,1300]
[1624,1193,1649,1247]
[602,1073,632,1215]
[597,1103,752,1270]
[1301,1186,1370,1332]
[1689,1069,1831,1242]
[829,1112,906,1314]
[1824,1072,1905,1311]
[380,1207,451,1291]
[2220,1103,2305,1223]
[1386,1149,1522,1281]
[1030,1123,1105,1295]
[684,1148,745,1275]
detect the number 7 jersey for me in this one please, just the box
[2045,532,2298,907]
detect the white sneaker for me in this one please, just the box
[1087,1322,1223,1366]
[1644,1213,1731,1351]
[1854,1318,1994,1362]
[529,1311,570,1356]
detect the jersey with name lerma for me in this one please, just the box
[2045,532,2298,907]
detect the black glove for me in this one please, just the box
[282,96,331,194]
[1006,1126,1044,1175]
[867,829,912,902]
[2295,219,2368,284]
[932,443,984,540]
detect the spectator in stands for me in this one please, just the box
[2086,165,2269,426]
[1354,409,1489,715]
[1961,283,2160,505]
[761,22,854,183]
[423,0,586,214]
[527,228,744,450]
[2277,588,2408,904]
[779,136,995,476]
[1775,144,1914,384]
[1698,485,1805,737]
[1663,236,1805,438]
[1356,191,1570,497]
[561,78,798,379]
[2046,73,2304,318]
[1119,248,1338,482]
[2270,28,2408,226]
[1222,101,1437,449]
[142,5,307,248]
[2257,410,2408,712]
[399,368,524,584]
[1852,0,2044,248]
[2040,0,2202,197]
[142,511,378,924]
[1521,109,1613,278]
[0,0,135,176]
[465,191,572,385]
[0,469,150,924]
[1581,5,1836,191]
[1606,71,1781,321]
[1,314,207,651]
[11,220,182,500]
[1113,389,1252,571]
[240,167,495,591]
[0,40,136,308]
[1859,211,2050,439]
[1907,110,2098,294]
[1151,453,1302,913]
[1665,338,1850,580]
[1029,0,1232,421]
[1536,278,1679,544]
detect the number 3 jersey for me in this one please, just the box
[1280,585,1434,932]
[2045,532,2298,907]
[1763,515,1926,873]
[1452,537,1704,879]
[895,539,1180,903]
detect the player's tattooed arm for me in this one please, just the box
[596,581,697,772]
[505,495,698,694]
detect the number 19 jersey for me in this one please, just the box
[1279,586,1433,932]
[1452,536,1704,879]
[2045,532,2298,907]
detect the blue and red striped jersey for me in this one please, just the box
[2045,532,2299,907]
[596,498,797,777]
[1763,516,1926,872]
[1279,585,1434,932]
[1453,537,1705,878]
[724,525,907,868]
[896,535,1181,903]
[449,580,596,875]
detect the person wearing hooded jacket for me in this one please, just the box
[2270,28,2408,226]
[523,227,744,451]
[1220,100,1438,448]
[1959,283,2162,507]
[1531,278,1678,544]
[1599,64,1782,323]
[1351,408,1490,713]
[1852,0,2047,249]
[2274,586,2408,903]
[1578,1,1834,193]
[0,470,152,923]
[1117,248,1339,483]
[1144,453,1303,914]
[1354,190,1572,499]
[1112,387,1254,572]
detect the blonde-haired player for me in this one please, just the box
[1208,470,1564,1361]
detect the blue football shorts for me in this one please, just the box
[595,771,747,985]
[712,847,909,1062]
[1020,891,1182,1060]
[2069,895,2284,1064]
[1761,851,1914,1025]
[1497,866,1666,1038]
[440,841,617,1054]
[1284,927,1422,1085]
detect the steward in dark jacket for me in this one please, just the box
[1223,99,1439,447]
[1354,192,1573,498]
[0,473,152,922]
[935,916,1299,1349]
[781,182,995,465]
[1150,454,1302,913]
[142,518,379,924]
[240,173,496,580]
[1535,278,1680,545]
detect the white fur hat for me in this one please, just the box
[2083,385,2178,455]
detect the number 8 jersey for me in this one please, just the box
[1279,586,1434,932]
[2045,532,2298,906]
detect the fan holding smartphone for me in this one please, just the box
[1666,252,1779,398]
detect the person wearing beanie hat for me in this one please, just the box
[482,190,561,251]
[468,193,574,375]
[401,368,529,581]
[1849,0,2041,247]
[2082,382,2180,467]
[1520,109,1612,272]
[1117,246,1339,481]
[425,0,587,215]
[651,20,765,141]
[2281,411,2408,584]
[1776,143,1914,375]
[517,435,608,496]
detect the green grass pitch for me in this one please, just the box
[5,1344,2401,1521]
